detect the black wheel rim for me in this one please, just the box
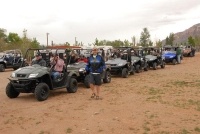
[41,88,48,97]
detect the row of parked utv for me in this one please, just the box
[4,45,195,101]
[106,45,195,78]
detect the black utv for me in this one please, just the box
[105,48,135,78]
[67,48,111,88]
[67,61,111,88]
[144,47,165,70]
[130,48,149,73]
[6,48,78,101]
[0,49,24,72]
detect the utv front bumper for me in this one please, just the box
[164,58,174,63]
[8,78,36,93]
[110,66,123,75]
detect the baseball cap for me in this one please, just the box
[35,52,41,56]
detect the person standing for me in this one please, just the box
[176,47,182,64]
[67,50,78,64]
[85,47,106,100]
[191,46,195,56]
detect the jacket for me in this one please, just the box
[176,48,181,55]
[85,55,106,73]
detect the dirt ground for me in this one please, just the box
[0,53,200,134]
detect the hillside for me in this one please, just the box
[162,23,200,44]
[164,23,200,45]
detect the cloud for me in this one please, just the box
[1,0,200,45]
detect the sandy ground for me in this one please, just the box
[0,53,200,134]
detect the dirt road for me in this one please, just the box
[0,53,200,134]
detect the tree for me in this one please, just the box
[140,28,151,47]
[168,33,175,45]
[148,41,153,46]
[188,36,195,47]
[7,32,21,43]
[165,36,169,45]
[109,40,121,47]
[65,42,70,46]
[98,40,105,46]
[131,36,136,46]
[124,39,130,47]
[94,38,99,46]
[0,28,42,53]
[165,33,174,45]
[0,28,7,51]
[0,28,7,40]
[194,37,200,47]
[106,40,112,46]
[136,42,141,46]
[30,38,40,48]
[155,39,162,47]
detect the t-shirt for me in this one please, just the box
[53,58,64,72]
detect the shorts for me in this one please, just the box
[89,73,102,86]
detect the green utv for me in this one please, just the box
[6,48,78,101]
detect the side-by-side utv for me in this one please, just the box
[6,48,78,101]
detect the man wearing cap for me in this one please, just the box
[32,52,46,67]
[85,47,106,100]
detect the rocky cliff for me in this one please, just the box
[164,23,200,45]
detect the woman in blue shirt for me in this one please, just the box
[85,47,106,100]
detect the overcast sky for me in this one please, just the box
[1,0,200,46]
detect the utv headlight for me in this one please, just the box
[28,73,38,78]
[117,63,124,66]
[11,72,16,78]
[169,56,174,58]
[79,68,86,72]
